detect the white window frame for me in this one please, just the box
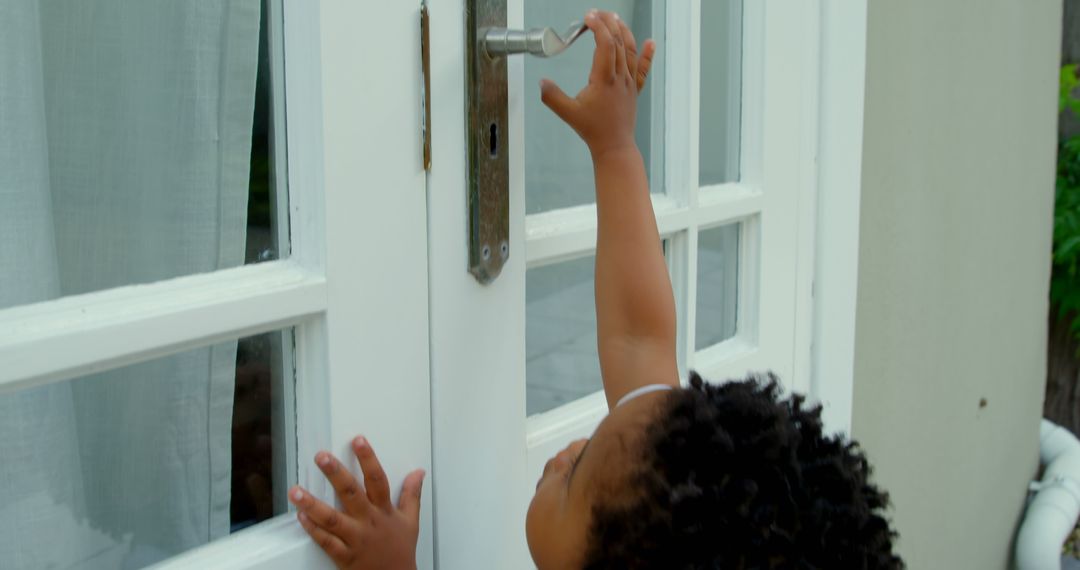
[0,1,435,568]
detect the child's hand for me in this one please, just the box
[540,10,656,159]
[289,437,425,570]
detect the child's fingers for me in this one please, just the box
[636,39,656,93]
[601,13,627,79]
[290,486,362,540]
[297,511,354,567]
[540,79,577,124]
[585,11,616,83]
[353,436,393,511]
[314,451,371,517]
[397,469,426,525]
[618,18,638,78]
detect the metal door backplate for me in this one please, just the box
[466,0,509,284]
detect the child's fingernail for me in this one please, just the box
[354,436,368,449]
[298,512,309,524]
[613,13,620,21]
[291,488,304,502]
[316,453,330,467]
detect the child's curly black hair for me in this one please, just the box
[583,372,903,569]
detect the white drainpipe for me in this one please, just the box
[1016,420,1080,569]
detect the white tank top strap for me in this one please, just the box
[615,383,675,408]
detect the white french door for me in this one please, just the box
[0,0,865,567]
[426,0,842,568]
[0,1,432,569]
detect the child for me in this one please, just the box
[288,10,902,569]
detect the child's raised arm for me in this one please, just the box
[540,11,678,409]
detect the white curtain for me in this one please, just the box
[0,1,260,568]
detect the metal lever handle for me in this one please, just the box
[483,21,587,58]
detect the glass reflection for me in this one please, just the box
[700,0,743,185]
[0,329,295,568]
[527,256,602,415]
[696,224,740,349]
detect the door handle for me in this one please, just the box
[466,4,587,284]
[483,22,587,58]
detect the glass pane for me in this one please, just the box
[0,0,288,312]
[527,256,601,415]
[525,0,666,214]
[696,224,740,349]
[0,328,296,569]
[699,0,743,185]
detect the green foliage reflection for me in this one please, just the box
[1052,65,1080,343]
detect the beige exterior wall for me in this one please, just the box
[851,1,1061,567]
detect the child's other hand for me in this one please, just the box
[540,10,656,159]
[289,437,425,570]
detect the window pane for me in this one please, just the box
[526,242,670,414]
[525,0,665,215]
[527,256,600,415]
[696,224,740,349]
[0,328,296,568]
[0,0,288,312]
[699,0,742,185]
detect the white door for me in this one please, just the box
[427,0,836,568]
[0,1,433,568]
[1,0,864,567]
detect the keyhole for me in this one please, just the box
[489,122,499,158]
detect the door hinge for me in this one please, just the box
[420,5,432,171]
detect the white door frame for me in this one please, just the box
[809,0,868,435]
